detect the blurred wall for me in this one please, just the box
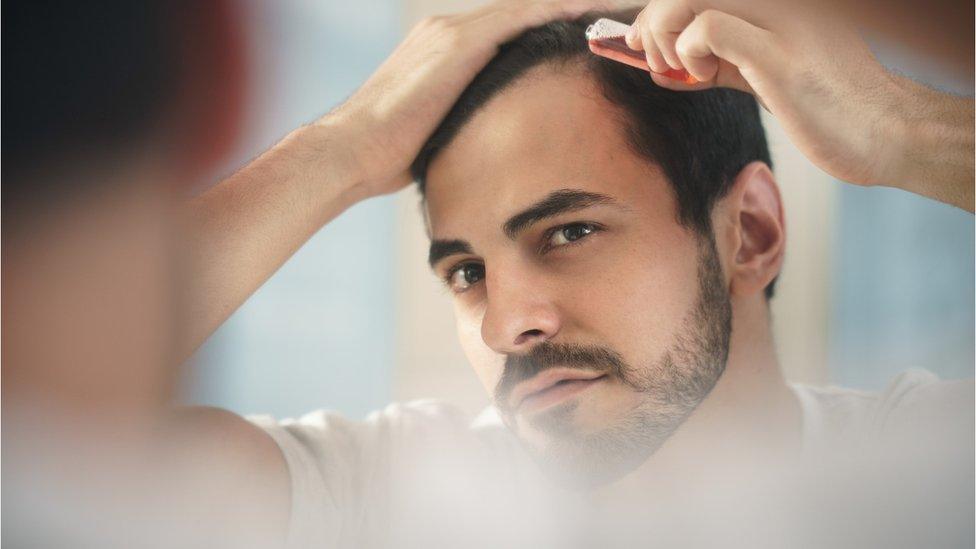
[829,38,975,389]
[186,0,402,419]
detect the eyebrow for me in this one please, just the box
[427,189,620,270]
[502,189,617,239]
[428,238,473,269]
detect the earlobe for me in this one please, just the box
[725,162,785,298]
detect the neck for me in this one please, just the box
[592,293,802,500]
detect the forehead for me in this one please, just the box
[425,64,671,239]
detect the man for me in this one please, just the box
[4,1,972,547]
[220,11,971,547]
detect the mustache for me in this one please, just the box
[494,342,628,412]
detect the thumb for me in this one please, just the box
[674,9,784,94]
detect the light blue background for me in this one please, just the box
[830,186,974,388]
[829,41,974,389]
[185,0,400,419]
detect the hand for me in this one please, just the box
[321,0,617,200]
[622,0,974,209]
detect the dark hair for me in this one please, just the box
[411,11,777,298]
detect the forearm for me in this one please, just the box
[180,121,369,358]
[888,77,974,212]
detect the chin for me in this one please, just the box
[508,396,686,491]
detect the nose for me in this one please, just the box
[480,265,561,355]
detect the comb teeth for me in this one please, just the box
[584,18,631,41]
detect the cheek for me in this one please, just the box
[454,302,502,396]
[572,231,702,359]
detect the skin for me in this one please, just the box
[426,64,704,443]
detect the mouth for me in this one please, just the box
[511,369,608,415]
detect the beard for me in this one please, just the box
[493,235,733,489]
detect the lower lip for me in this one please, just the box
[519,376,606,414]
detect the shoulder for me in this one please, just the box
[173,406,291,542]
[877,370,973,440]
[248,399,486,453]
[176,405,288,484]
[248,399,518,469]
[792,369,974,448]
[178,405,285,453]
[246,400,519,546]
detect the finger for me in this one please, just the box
[636,11,671,74]
[624,6,647,51]
[674,20,720,83]
[648,71,713,91]
[647,0,696,70]
[647,57,752,94]
[674,10,784,90]
[714,59,755,96]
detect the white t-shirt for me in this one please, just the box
[249,369,973,548]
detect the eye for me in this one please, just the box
[547,222,598,249]
[447,263,485,293]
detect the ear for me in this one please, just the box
[714,161,785,298]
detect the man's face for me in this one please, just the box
[425,65,731,487]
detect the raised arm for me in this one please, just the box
[180,0,615,358]
[619,1,974,211]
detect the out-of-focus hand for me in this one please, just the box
[623,0,974,210]
[322,0,618,200]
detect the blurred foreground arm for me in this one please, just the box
[622,1,974,211]
[181,0,613,359]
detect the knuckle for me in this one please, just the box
[642,31,661,56]
[441,22,463,46]
[696,10,721,34]
[635,6,649,24]
[417,14,464,44]
[521,1,565,25]
[645,15,671,42]
[675,38,692,57]
[418,15,447,30]
[645,7,662,28]
[413,16,433,33]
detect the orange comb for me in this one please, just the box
[585,18,698,85]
